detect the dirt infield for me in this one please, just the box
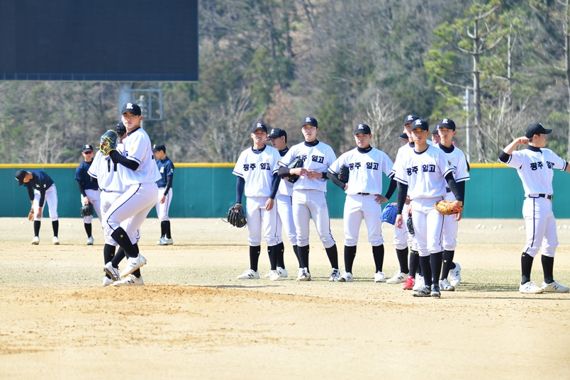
[0,217,569,379]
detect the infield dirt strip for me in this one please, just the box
[0,218,569,379]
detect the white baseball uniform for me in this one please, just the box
[392,143,416,250]
[279,141,337,248]
[275,148,296,246]
[104,128,160,244]
[436,143,470,250]
[329,147,393,246]
[233,145,281,246]
[393,145,453,257]
[504,147,567,257]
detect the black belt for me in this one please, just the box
[528,194,553,200]
[357,192,370,195]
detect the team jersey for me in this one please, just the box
[436,144,470,183]
[393,144,453,199]
[279,140,337,192]
[233,145,281,197]
[504,147,567,196]
[88,145,127,193]
[75,160,99,194]
[120,127,161,186]
[156,157,175,188]
[25,170,54,205]
[329,147,393,195]
[277,147,294,196]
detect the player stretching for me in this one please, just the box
[103,103,160,286]
[278,116,340,282]
[75,144,101,245]
[15,169,60,245]
[268,127,298,279]
[393,119,463,298]
[232,122,282,280]
[499,123,570,294]
[328,123,396,282]
[153,144,175,246]
[436,119,470,291]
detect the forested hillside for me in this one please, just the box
[1,0,568,163]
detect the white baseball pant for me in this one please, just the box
[292,189,335,248]
[343,194,383,246]
[246,196,278,246]
[82,189,102,224]
[523,197,558,257]
[32,185,58,221]
[155,188,173,221]
[275,193,296,245]
[410,197,444,257]
[442,191,459,251]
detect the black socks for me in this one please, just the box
[84,223,92,238]
[325,244,339,269]
[396,248,409,274]
[521,252,534,284]
[344,245,357,273]
[249,245,261,272]
[441,250,455,280]
[430,252,443,287]
[372,245,384,273]
[33,220,41,236]
[52,220,59,237]
[160,221,172,238]
[541,255,554,284]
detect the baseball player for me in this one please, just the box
[393,119,463,298]
[431,125,441,145]
[232,122,282,280]
[328,123,395,282]
[388,114,420,289]
[88,122,128,286]
[436,119,470,291]
[15,169,60,245]
[153,144,175,245]
[75,144,101,245]
[499,123,570,294]
[278,116,340,282]
[267,127,298,278]
[102,103,160,286]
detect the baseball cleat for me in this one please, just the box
[374,271,386,283]
[31,236,40,245]
[52,236,60,245]
[158,237,174,245]
[329,268,341,282]
[449,262,462,287]
[297,268,311,281]
[102,276,114,287]
[386,271,407,284]
[413,286,431,297]
[276,267,288,279]
[541,280,570,293]
[112,274,144,286]
[339,272,353,282]
[104,262,120,281]
[87,236,94,245]
[430,285,441,298]
[439,278,455,291]
[519,281,544,294]
[403,276,415,290]
[120,254,147,278]
[413,275,425,291]
[237,269,260,280]
[268,270,282,281]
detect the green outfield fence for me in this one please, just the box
[2,163,570,219]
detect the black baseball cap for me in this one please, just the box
[15,170,27,185]
[439,118,456,131]
[115,122,126,137]
[251,121,268,133]
[153,144,166,152]
[399,133,409,140]
[412,119,429,131]
[121,102,142,116]
[525,123,552,138]
[82,144,94,153]
[404,114,419,125]
[354,123,371,135]
[302,116,318,128]
[268,128,287,139]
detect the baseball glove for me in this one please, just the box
[99,130,118,156]
[287,157,304,183]
[435,200,463,215]
[381,203,397,225]
[338,165,349,184]
[406,216,415,235]
[227,204,247,228]
[80,203,94,217]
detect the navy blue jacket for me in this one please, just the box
[75,161,99,196]
[156,157,174,194]
[25,170,54,207]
